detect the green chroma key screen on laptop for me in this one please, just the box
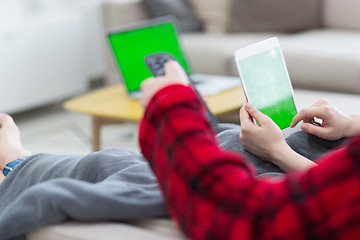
[107,17,191,92]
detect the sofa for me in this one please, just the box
[27,219,188,240]
[24,1,360,239]
[102,0,360,94]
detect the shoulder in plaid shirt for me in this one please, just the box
[139,84,360,240]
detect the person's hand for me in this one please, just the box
[239,103,288,163]
[239,104,317,171]
[140,61,189,108]
[290,99,353,140]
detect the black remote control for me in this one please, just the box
[144,52,219,130]
[144,52,197,85]
[144,52,176,77]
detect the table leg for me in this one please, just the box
[91,116,127,152]
[92,116,101,152]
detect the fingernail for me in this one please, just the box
[167,60,176,64]
[302,124,308,130]
[172,60,181,68]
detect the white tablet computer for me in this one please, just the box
[234,37,297,129]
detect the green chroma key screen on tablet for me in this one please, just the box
[237,47,297,129]
[107,19,191,92]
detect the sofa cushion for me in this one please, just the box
[228,0,322,33]
[278,30,360,93]
[322,0,360,30]
[182,33,286,75]
[188,0,232,33]
[143,0,203,32]
[183,30,360,94]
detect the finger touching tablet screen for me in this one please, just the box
[234,37,297,129]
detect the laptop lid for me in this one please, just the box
[106,16,192,98]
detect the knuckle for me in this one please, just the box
[321,98,329,104]
[239,133,248,144]
[298,109,307,116]
[239,133,244,141]
[262,116,271,124]
[240,126,250,135]
[319,98,329,105]
[321,106,331,114]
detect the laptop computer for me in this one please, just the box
[106,16,241,98]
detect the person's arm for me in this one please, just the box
[347,113,360,136]
[291,98,360,140]
[238,98,360,172]
[239,103,316,171]
[139,61,360,240]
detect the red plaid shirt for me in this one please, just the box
[139,84,360,240]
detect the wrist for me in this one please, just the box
[345,114,360,137]
[271,143,316,172]
[270,142,293,166]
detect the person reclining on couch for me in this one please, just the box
[139,61,360,240]
[0,61,359,239]
[0,82,354,181]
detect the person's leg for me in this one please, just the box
[216,126,283,176]
[0,113,32,183]
[0,113,157,212]
[217,126,347,177]
[285,130,346,161]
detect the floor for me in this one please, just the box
[11,88,360,157]
[13,104,140,156]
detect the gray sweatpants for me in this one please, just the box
[0,124,344,240]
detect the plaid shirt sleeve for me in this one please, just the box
[139,84,360,240]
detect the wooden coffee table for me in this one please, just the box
[63,84,245,151]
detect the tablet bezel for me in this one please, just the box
[234,37,297,129]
